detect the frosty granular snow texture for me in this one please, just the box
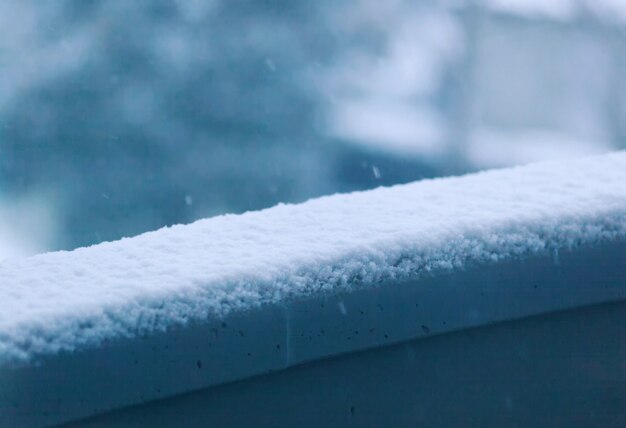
[1,151,625,364]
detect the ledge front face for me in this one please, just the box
[1,152,625,426]
[68,301,626,428]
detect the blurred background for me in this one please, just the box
[1,0,625,259]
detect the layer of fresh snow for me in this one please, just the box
[1,152,626,364]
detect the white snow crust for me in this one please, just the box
[1,151,626,364]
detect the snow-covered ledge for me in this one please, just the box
[2,152,626,426]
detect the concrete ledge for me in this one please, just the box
[2,239,625,426]
[2,152,626,426]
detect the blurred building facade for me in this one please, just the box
[0,0,624,255]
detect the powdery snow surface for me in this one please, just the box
[1,152,626,364]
